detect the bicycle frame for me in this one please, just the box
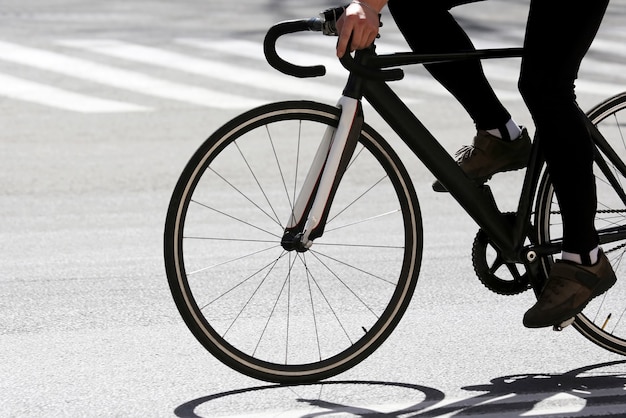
[286,47,540,264]
[363,77,540,262]
[266,17,626,268]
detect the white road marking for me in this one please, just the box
[0,40,263,109]
[57,39,343,101]
[0,72,149,112]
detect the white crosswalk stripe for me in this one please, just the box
[0,40,264,110]
[0,32,623,113]
[57,39,342,102]
[0,72,150,113]
[177,37,355,79]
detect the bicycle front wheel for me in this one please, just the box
[535,92,626,354]
[164,101,422,383]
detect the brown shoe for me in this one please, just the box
[523,249,617,328]
[432,128,531,192]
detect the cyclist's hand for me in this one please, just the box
[336,1,383,58]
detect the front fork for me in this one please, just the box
[281,96,363,252]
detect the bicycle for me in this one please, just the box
[164,7,626,384]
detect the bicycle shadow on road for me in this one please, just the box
[174,360,626,417]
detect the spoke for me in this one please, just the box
[610,310,626,334]
[326,176,388,226]
[612,112,626,148]
[199,250,287,308]
[266,124,296,230]
[185,236,278,244]
[191,199,281,239]
[605,250,626,332]
[313,241,404,249]
[220,253,287,339]
[302,252,323,361]
[285,252,292,364]
[296,253,354,345]
[208,166,282,228]
[308,250,385,319]
[310,247,399,286]
[290,122,302,226]
[252,255,298,357]
[344,143,366,172]
[188,245,281,275]
[324,209,401,234]
[234,139,284,228]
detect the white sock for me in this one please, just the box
[505,119,523,140]
[561,246,600,265]
[486,119,522,141]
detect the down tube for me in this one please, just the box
[363,80,517,256]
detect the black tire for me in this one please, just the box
[535,92,626,354]
[164,101,422,383]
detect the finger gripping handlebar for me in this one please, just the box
[264,15,405,82]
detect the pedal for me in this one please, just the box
[553,317,575,331]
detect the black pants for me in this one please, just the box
[388,0,609,254]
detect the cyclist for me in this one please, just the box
[336,0,616,329]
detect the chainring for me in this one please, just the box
[471,213,532,295]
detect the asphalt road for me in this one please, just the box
[2,1,626,416]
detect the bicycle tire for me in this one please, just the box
[164,100,422,383]
[535,91,626,354]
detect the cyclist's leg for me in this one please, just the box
[518,0,609,259]
[389,0,530,192]
[535,92,626,351]
[388,0,513,135]
[519,0,614,328]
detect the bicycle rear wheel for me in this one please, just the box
[535,92,626,354]
[164,101,422,383]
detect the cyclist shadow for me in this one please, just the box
[174,360,626,417]
[397,359,626,417]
